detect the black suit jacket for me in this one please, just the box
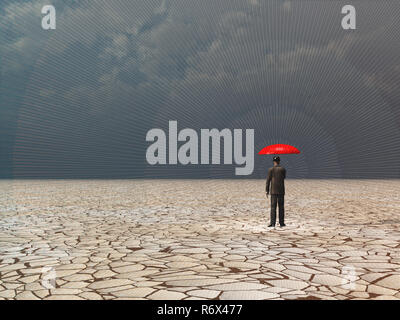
[266,165,286,195]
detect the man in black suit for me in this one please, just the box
[266,156,286,227]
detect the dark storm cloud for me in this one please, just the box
[0,0,399,178]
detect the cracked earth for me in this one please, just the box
[0,179,399,300]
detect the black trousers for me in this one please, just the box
[270,194,285,226]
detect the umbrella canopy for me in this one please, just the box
[258,144,300,155]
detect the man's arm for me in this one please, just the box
[266,168,272,194]
[283,168,286,179]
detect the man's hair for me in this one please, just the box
[273,156,280,163]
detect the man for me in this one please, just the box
[266,156,286,227]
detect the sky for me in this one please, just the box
[0,0,399,179]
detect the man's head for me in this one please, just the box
[273,156,280,166]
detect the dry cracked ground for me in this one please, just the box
[0,179,400,300]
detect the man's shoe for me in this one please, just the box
[279,224,286,227]
[268,224,275,227]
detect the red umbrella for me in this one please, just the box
[258,144,300,155]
